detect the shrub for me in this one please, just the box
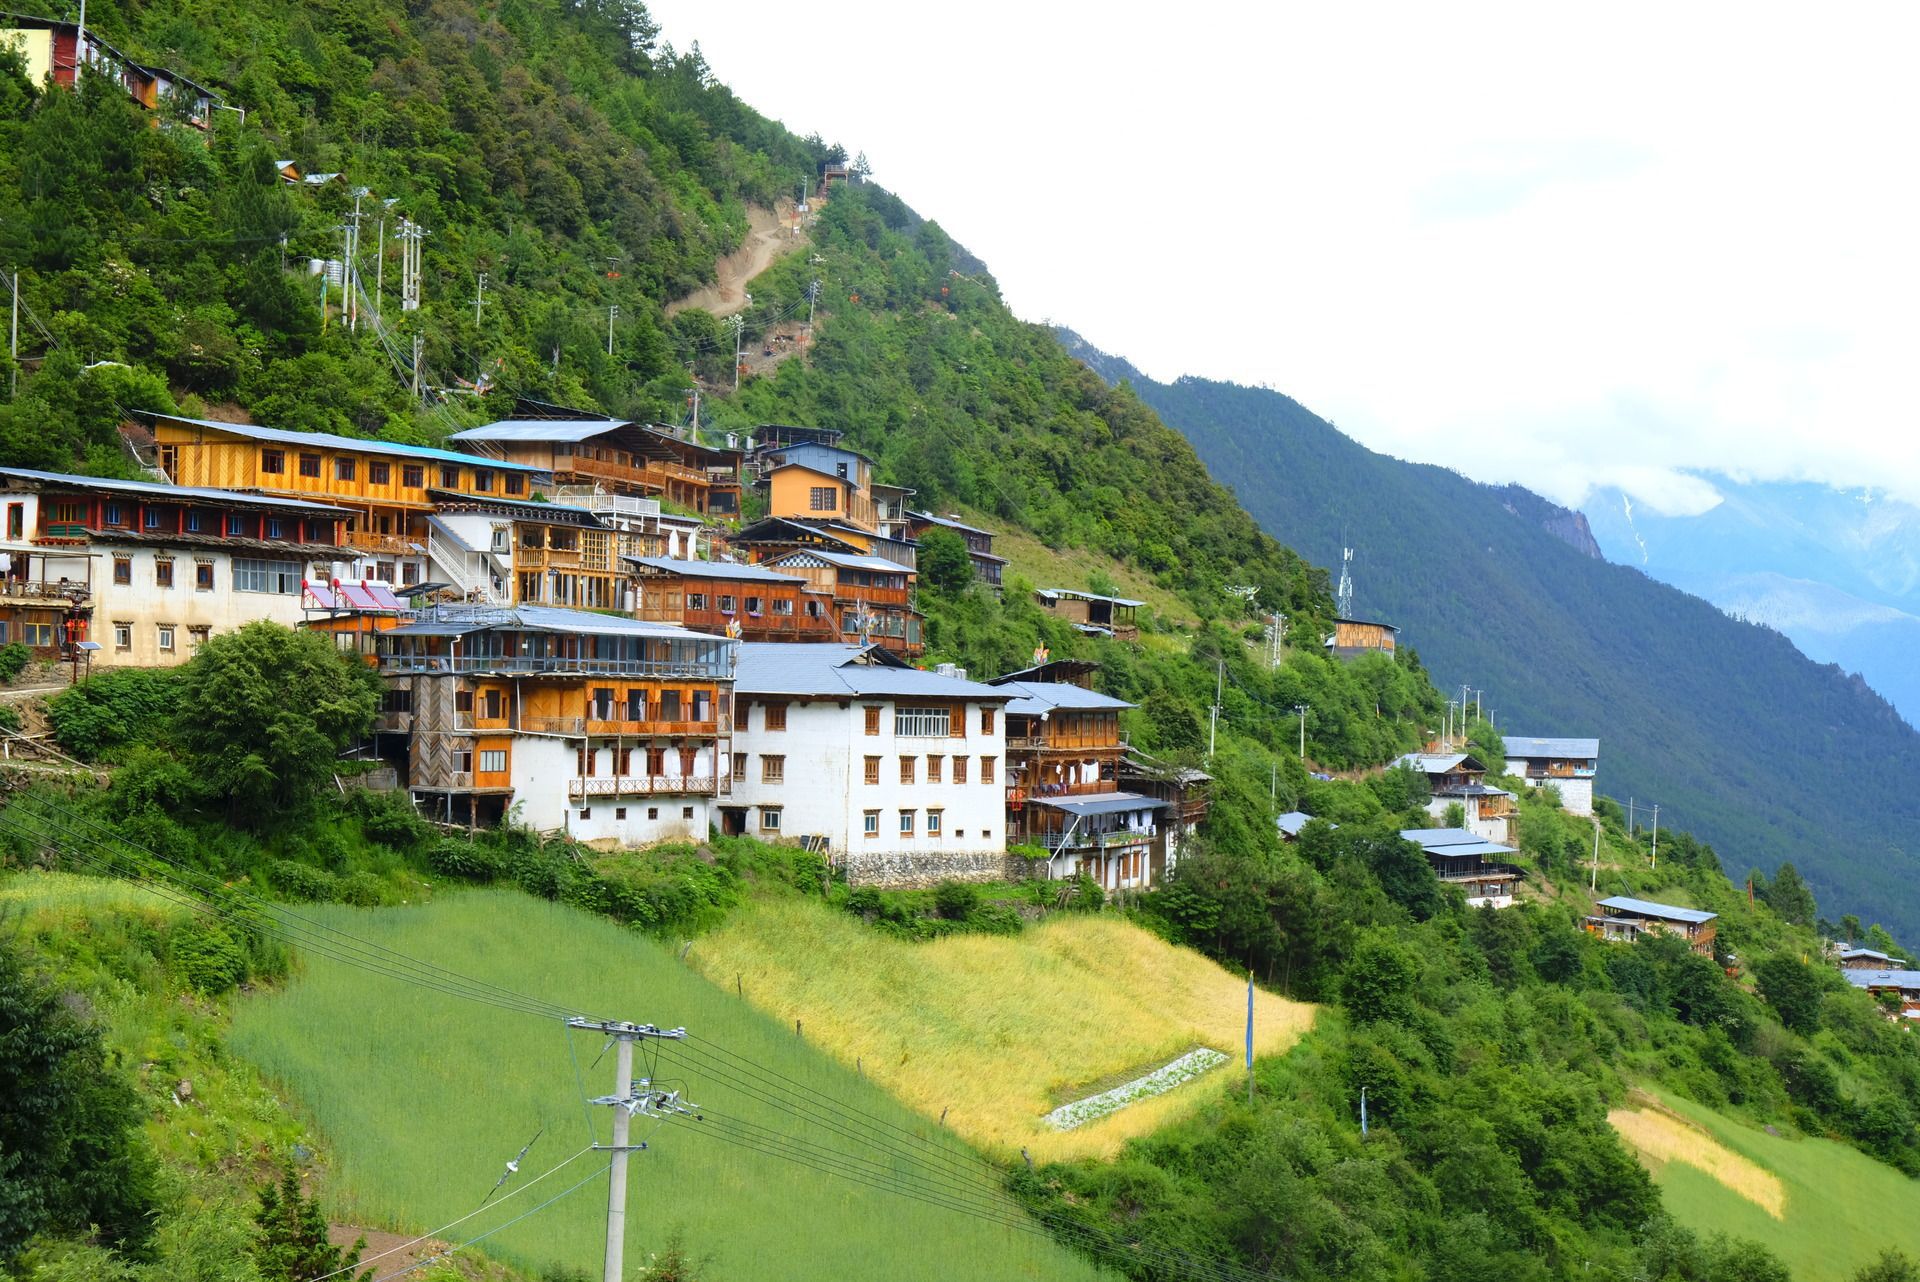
[170,918,249,993]
[335,871,389,908]
[427,837,502,882]
[0,641,30,683]
[349,788,432,851]
[933,879,981,920]
[269,860,338,902]
[47,667,180,760]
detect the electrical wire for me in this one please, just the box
[359,1160,610,1282]
[303,1143,600,1282]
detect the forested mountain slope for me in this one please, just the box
[1062,346,1920,938]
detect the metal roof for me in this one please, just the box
[426,489,606,525]
[1392,752,1476,774]
[1276,810,1336,837]
[765,549,908,575]
[1032,792,1168,818]
[1332,616,1400,631]
[996,681,1134,717]
[625,557,807,584]
[1838,948,1906,962]
[1423,840,1516,859]
[1596,895,1717,925]
[1398,827,1484,847]
[1036,588,1146,608]
[1504,736,1600,760]
[0,466,353,514]
[1844,969,1920,990]
[907,510,993,537]
[733,642,1010,700]
[387,605,717,642]
[448,419,629,442]
[143,414,548,472]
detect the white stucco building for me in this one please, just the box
[725,643,1014,885]
[1504,737,1599,816]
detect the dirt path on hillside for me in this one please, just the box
[329,1225,518,1280]
[665,202,807,319]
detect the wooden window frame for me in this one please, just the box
[761,754,785,784]
[864,755,881,785]
[899,756,915,785]
[764,703,788,732]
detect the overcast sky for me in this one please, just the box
[645,2,1920,515]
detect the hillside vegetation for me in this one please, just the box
[690,899,1314,1161]
[1067,351,1920,940]
[231,891,1103,1282]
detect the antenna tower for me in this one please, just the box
[1336,547,1355,619]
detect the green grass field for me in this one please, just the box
[229,891,1107,1282]
[1615,1090,1920,1281]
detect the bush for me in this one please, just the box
[335,871,389,907]
[427,837,502,882]
[170,918,249,994]
[933,879,981,920]
[269,860,338,902]
[349,788,431,851]
[0,642,30,683]
[46,667,180,760]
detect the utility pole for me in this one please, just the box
[608,303,619,356]
[566,1019,695,1282]
[375,198,396,324]
[411,334,423,399]
[74,0,85,85]
[473,270,488,328]
[1294,704,1309,760]
[806,278,821,345]
[347,188,365,332]
[1591,817,1601,891]
[1650,804,1659,869]
[1628,796,1635,834]
[8,268,17,400]
[1207,659,1223,757]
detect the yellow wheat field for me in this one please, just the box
[1610,1105,1787,1218]
[689,900,1316,1161]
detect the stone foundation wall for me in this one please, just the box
[838,848,1027,888]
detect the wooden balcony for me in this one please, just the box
[522,714,722,738]
[568,775,722,798]
[0,578,90,606]
[559,455,715,494]
[344,529,413,555]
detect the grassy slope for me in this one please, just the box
[688,899,1314,1161]
[1616,1089,1920,1281]
[229,891,1104,1282]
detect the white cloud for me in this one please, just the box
[645,1,1920,507]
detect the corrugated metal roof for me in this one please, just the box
[1399,827,1484,847]
[1332,616,1400,631]
[1844,969,1920,990]
[448,420,630,442]
[1032,792,1168,818]
[733,642,1009,699]
[1392,752,1473,774]
[0,467,356,514]
[143,414,548,472]
[1504,736,1600,759]
[907,510,992,537]
[1276,810,1336,837]
[426,489,605,525]
[1838,948,1905,962]
[996,681,1134,717]
[389,605,717,642]
[1424,840,1516,859]
[1596,895,1716,924]
[626,557,807,583]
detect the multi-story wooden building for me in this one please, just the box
[991,674,1165,892]
[1119,750,1211,878]
[1033,589,1141,642]
[143,413,548,590]
[425,493,629,611]
[1842,968,1920,1021]
[1586,896,1717,954]
[1401,827,1521,910]
[629,558,838,642]
[759,549,923,656]
[906,511,1006,587]
[447,418,743,517]
[0,467,349,666]
[549,487,705,561]
[1503,736,1599,816]
[1392,751,1514,843]
[725,642,1013,885]
[371,604,734,845]
[0,14,224,128]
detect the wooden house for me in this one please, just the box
[1585,896,1717,955]
[143,413,548,590]
[907,511,1006,587]
[1392,751,1515,842]
[1401,828,1522,909]
[372,604,734,844]
[1326,616,1397,659]
[1119,750,1211,878]
[1837,947,1909,971]
[1842,969,1920,1021]
[0,466,348,666]
[1503,736,1599,816]
[1033,589,1141,642]
[425,493,628,611]
[448,417,742,517]
[0,15,224,128]
[628,557,837,642]
[989,672,1164,892]
[758,549,923,656]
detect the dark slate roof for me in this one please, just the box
[140,413,548,472]
[0,467,351,514]
[733,642,1009,701]
[625,557,806,584]
[1596,896,1716,925]
[1504,736,1600,759]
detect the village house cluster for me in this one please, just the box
[0,403,1218,890]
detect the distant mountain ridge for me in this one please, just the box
[1583,479,1920,724]
[1056,329,1920,937]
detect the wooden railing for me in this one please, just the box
[568,775,722,798]
[521,715,723,737]
[0,579,90,604]
[344,529,413,555]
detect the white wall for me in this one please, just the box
[512,733,714,844]
[92,545,310,667]
[731,695,1008,867]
